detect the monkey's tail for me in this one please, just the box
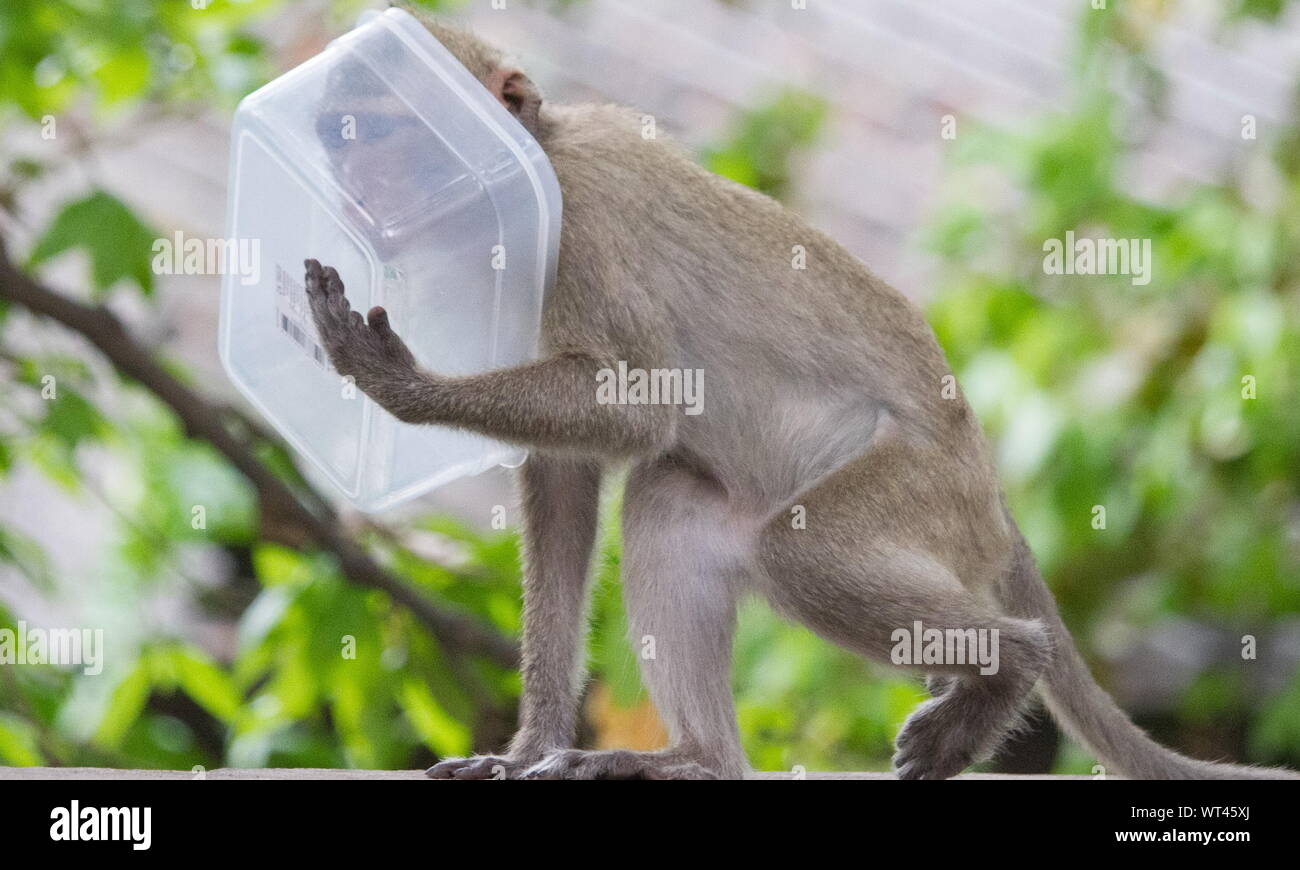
[1000,522,1298,780]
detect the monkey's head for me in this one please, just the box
[394,2,542,135]
[312,6,544,247]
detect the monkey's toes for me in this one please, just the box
[893,699,976,780]
[426,755,521,781]
[893,750,972,781]
[522,748,720,780]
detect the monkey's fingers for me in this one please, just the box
[366,305,418,366]
[367,306,393,334]
[320,265,351,319]
[321,265,343,297]
[303,258,323,298]
[303,259,339,327]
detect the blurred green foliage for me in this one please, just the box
[703,89,828,201]
[926,2,1300,766]
[0,0,277,118]
[29,191,159,296]
[0,0,1296,776]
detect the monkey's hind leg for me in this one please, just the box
[524,458,752,780]
[758,456,1051,780]
[765,548,1049,779]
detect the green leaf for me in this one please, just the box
[95,662,152,749]
[0,524,54,590]
[398,678,470,757]
[1234,0,1287,23]
[93,45,151,106]
[39,385,107,451]
[701,89,828,200]
[25,434,80,491]
[252,544,315,587]
[10,157,45,180]
[28,191,156,297]
[168,647,242,723]
[0,714,43,766]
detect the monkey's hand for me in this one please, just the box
[304,259,422,412]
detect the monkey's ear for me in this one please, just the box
[486,67,541,134]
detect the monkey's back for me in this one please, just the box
[538,102,1003,546]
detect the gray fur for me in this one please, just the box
[306,16,1297,780]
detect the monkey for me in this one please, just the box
[301,7,1298,780]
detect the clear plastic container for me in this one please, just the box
[219,7,561,511]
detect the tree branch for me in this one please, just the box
[0,239,519,670]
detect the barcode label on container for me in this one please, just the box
[278,312,328,367]
[275,264,329,371]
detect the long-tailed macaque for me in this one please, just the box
[303,7,1296,780]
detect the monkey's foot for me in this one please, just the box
[303,259,419,398]
[520,748,721,780]
[425,755,532,780]
[892,695,983,780]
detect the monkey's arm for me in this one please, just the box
[387,353,674,453]
[304,260,672,455]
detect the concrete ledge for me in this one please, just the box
[0,767,1083,780]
